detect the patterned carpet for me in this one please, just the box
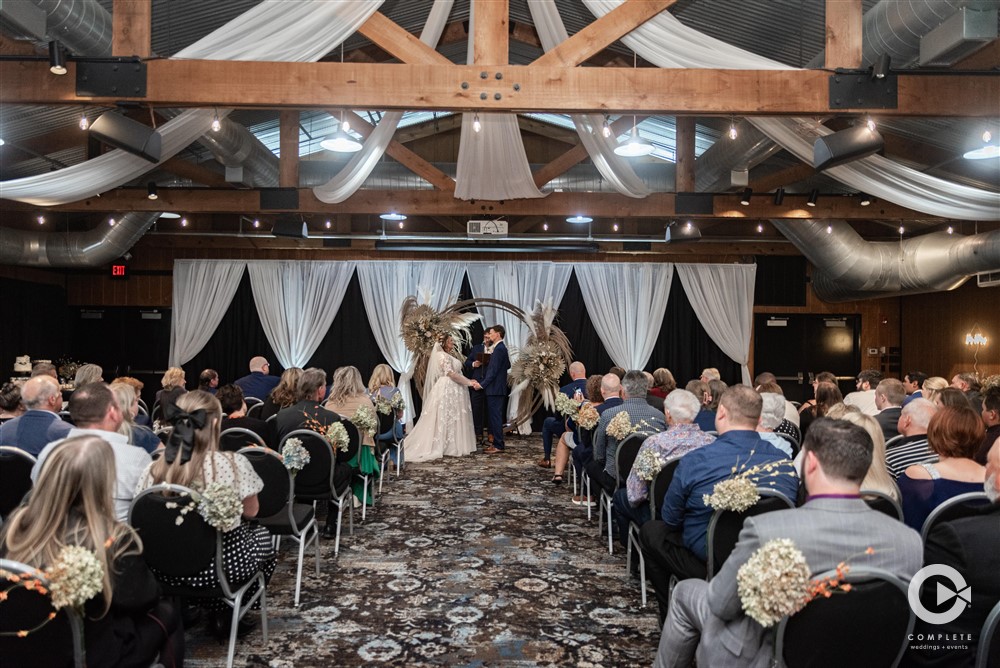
[185,435,661,667]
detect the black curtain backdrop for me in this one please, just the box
[0,278,71,373]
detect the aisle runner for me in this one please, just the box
[185,437,660,666]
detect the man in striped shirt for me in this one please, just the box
[885,397,938,478]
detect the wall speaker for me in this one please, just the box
[260,188,299,210]
[272,217,308,239]
[89,112,161,162]
[813,126,884,171]
[675,193,714,215]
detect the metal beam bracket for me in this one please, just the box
[76,60,147,98]
[828,72,897,109]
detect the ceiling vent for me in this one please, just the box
[919,8,998,67]
[977,270,1000,288]
[467,220,508,238]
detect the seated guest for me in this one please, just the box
[686,380,714,432]
[699,368,720,383]
[654,418,922,667]
[649,368,677,399]
[586,371,666,499]
[951,372,982,410]
[0,381,24,422]
[73,363,103,388]
[367,364,405,458]
[233,356,280,403]
[643,372,665,413]
[844,369,883,415]
[755,375,800,428]
[260,367,302,421]
[934,386,973,410]
[218,384,273,448]
[111,376,148,424]
[2,436,183,667]
[110,382,161,454]
[834,408,901,503]
[570,374,624,505]
[902,370,927,406]
[0,375,72,456]
[613,390,715,549]
[608,366,626,380]
[756,392,794,457]
[640,385,798,624]
[978,386,1000,465]
[155,367,187,415]
[874,378,906,440]
[325,366,380,507]
[538,362,587,468]
[33,383,151,522]
[551,374,603,485]
[30,362,58,380]
[898,405,986,531]
[197,368,219,394]
[799,381,843,438]
[136,391,275,635]
[904,436,1000,668]
[799,370,837,415]
[921,376,949,404]
[886,398,939,478]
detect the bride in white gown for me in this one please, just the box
[405,337,477,463]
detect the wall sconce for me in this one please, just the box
[965,324,988,374]
[965,332,988,346]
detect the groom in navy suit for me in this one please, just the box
[473,325,510,453]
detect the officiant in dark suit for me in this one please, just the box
[473,325,510,454]
[465,331,491,445]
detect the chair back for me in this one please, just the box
[0,559,82,668]
[884,434,905,449]
[776,567,913,668]
[244,396,263,407]
[978,600,1000,668]
[338,420,361,465]
[861,489,904,521]
[246,402,264,419]
[128,484,218,581]
[0,447,36,520]
[376,410,395,441]
[579,426,595,451]
[151,402,163,423]
[706,488,795,579]
[920,492,991,543]
[281,430,334,501]
[136,402,148,417]
[238,447,290,519]
[650,457,681,521]
[614,433,645,487]
[219,427,267,452]
[776,431,800,457]
[58,410,73,424]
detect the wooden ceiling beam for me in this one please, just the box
[824,0,863,69]
[343,111,455,192]
[357,12,453,66]
[749,163,816,194]
[3,61,991,116]
[532,0,676,68]
[430,216,464,232]
[394,114,463,143]
[473,0,509,65]
[112,0,151,57]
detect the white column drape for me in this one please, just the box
[169,260,247,367]
[466,261,573,432]
[1,1,382,206]
[247,261,356,369]
[675,263,757,386]
[356,261,466,423]
[575,263,673,371]
[312,0,454,203]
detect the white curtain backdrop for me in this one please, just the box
[675,263,756,386]
[575,263,673,370]
[169,260,247,367]
[313,0,453,203]
[1,0,382,206]
[466,261,573,432]
[356,261,466,423]
[246,261,356,369]
[580,0,1000,221]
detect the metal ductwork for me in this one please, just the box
[194,118,279,188]
[771,219,1000,301]
[0,213,159,267]
[33,0,112,57]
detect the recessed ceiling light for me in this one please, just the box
[566,215,592,224]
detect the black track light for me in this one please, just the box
[871,52,891,80]
[740,187,752,206]
[147,182,158,200]
[48,41,66,75]
[773,188,785,205]
[859,192,872,206]
[807,189,819,207]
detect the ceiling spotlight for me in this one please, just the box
[380,213,407,222]
[325,220,331,229]
[773,188,785,205]
[807,189,819,207]
[79,114,89,131]
[0,138,4,146]
[871,52,891,80]
[320,113,363,153]
[566,215,593,224]
[48,41,67,75]
[146,182,158,200]
[211,109,221,133]
[740,188,752,206]
[859,192,872,206]
[614,122,654,157]
[602,114,612,138]
[180,217,188,227]
[473,113,482,133]
[37,215,45,225]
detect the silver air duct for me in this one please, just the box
[0,212,159,267]
[33,0,113,57]
[770,219,1000,301]
[195,119,279,188]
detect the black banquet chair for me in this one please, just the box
[281,429,353,556]
[861,489,904,521]
[219,427,268,453]
[0,446,36,521]
[627,456,682,607]
[920,492,991,543]
[705,488,795,580]
[129,483,269,668]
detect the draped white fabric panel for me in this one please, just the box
[527,0,649,198]
[575,263,673,370]
[0,1,382,206]
[247,261,357,369]
[356,261,466,423]
[312,0,454,204]
[169,260,247,367]
[675,264,756,386]
[580,0,1000,221]
[467,262,573,432]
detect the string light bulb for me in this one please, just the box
[865,116,877,133]
[613,223,619,232]
[947,225,954,234]
[180,217,188,227]
[341,116,350,132]
[756,224,763,233]
[108,217,116,227]
[898,225,905,235]
[37,215,45,225]
[602,114,612,138]
[728,117,738,140]
[211,109,221,132]
[473,113,481,133]
[826,225,832,234]
[79,114,89,131]
[253,219,260,229]
[542,222,549,231]
[325,220,331,229]
[984,129,992,143]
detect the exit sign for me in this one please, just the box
[110,263,129,280]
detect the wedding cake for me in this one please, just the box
[13,355,32,374]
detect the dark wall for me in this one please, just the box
[1,278,72,376]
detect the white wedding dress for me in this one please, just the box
[405,343,477,463]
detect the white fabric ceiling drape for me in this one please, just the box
[168,260,247,367]
[675,263,756,386]
[313,0,454,203]
[0,0,382,206]
[528,0,649,198]
[466,261,573,432]
[246,261,356,370]
[575,262,673,370]
[356,261,466,423]
[580,0,1000,221]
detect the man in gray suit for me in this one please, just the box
[655,418,923,668]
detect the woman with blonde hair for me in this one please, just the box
[921,376,949,404]
[368,364,405,447]
[325,366,380,505]
[110,382,161,454]
[1,436,182,666]
[155,367,187,415]
[260,367,302,421]
[832,409,900,502]
[136,390,275,636]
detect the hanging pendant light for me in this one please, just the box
[613,122,654,157]
[321,110,363,153]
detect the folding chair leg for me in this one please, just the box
[294,535,305,608]
[606,499,614,555]
[639,552,647,606]
[586,477,592,521]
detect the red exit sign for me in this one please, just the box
[110,263,129,279]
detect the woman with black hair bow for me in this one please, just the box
[135,390,276,638]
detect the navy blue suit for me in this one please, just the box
[465,343,488,441]
[541,378,589,460]
[479,340,510,450]
[0,410,72,457]
[233,372,280,403]
[571,397,623,474]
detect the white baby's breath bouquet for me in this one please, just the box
[737,539,811,627]
[281,437,310,475]
[326,421,350,453]
[374,394,394,416]
[351,405,378,438]
[703,453,797,512]
[632,447,666,482]
[576,402,600,430]
[197,482,244,532]
[606,411,634,440]
[390,393,405,413]
[47,546,104,611]
[555,392,581,418]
